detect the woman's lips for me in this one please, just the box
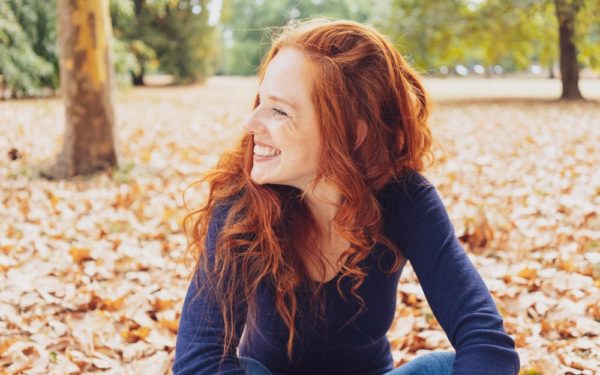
[254,139,280,150]
[253,153,280,162]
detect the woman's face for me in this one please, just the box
[243,48,320,191]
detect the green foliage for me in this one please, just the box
[149,0,218,83]
[0,0,58,97]
[110,0,219,84]
[371,0,598,75]
[576,0,600,70]
[112,37,141,86]
[370,0,471,73]
[1,0,597,97]
[219,0,371,75]
[463,0,554,71]
[0,0,141,97]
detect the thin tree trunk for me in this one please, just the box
[131,67,145,86]
[554,0,583,100]
[132,0,146,86]
[44,0,118,179]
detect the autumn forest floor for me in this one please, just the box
[0,77,599,374]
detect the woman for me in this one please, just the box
[173,18,520,375]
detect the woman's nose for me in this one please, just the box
[243,111,263,135]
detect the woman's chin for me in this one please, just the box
[251,170,274,185]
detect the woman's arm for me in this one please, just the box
[395,173,520,375]
[173,203,247,375]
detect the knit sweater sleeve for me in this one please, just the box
[172,203,247,375]
[395,173,520,375]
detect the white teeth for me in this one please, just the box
[254,144,281,157]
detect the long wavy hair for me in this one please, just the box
[182,17,434,367]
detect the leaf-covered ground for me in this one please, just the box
[1,77,599,374]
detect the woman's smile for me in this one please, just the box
[253,152,281,162]
[253,141,282,162]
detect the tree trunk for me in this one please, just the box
[43,0,118,179]
[131,68,145,86]
[131,0,146,86]
[554,0,583,100]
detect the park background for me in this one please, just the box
[0,0,599,374]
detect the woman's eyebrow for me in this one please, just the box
[258,90,298,110]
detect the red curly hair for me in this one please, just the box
[183,17,434,367]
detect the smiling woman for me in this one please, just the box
[244,48,321,190]
[173,18,520,375]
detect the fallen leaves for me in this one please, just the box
[457,208,494,251]
[1,79,599,374]
[387,99,600,373]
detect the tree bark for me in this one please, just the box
[131,0,147,86]
[44,0,118,179]
[130,68,145,86]
[554,0,583,100]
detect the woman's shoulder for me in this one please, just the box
[376,169,436,207]
[376,170,452,245]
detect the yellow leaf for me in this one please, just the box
[162,207,177,222]
[0,338,18,356]
[101,296,125,312]
[0,245,11,255]
[159,317,179,333]
[406,294,418,306]
[151,297,175,312]
[141,148,152,162]
[121,326,151,343]
[46,191,59,210]
[514,333,527,347]
[69,247,92,263]
[517,267,537,280]
[558,257,576,272]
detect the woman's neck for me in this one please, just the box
[303,180,342,242]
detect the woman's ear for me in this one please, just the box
[353,119,368,151]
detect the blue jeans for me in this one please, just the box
[239,351,456,375]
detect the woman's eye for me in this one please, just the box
[272,108,288,117]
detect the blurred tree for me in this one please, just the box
[461,1,551,75]
[576,0,600,72]
[378,0,598,100]
[0,0,141,97]
[0,0,59,97]
[554,0,583,99]
[219,0,371,75]
[110,0,219,84]
[43,0,118,179]
[110,0,155,85]
[473,0,597,100]
[370,0,471,73]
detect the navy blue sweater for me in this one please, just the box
[173,171,520,374]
